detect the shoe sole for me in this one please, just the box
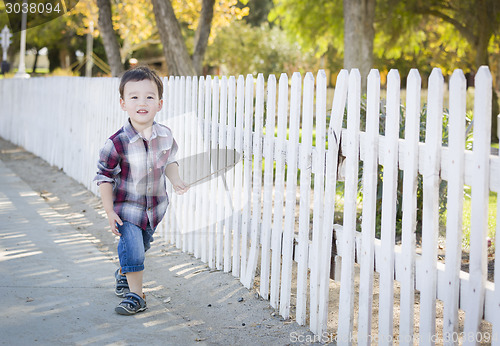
[115,305,147,315]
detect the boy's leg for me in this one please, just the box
[116,221,147,314]
[125,270,143,297]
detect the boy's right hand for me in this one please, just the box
[106,210,123,236]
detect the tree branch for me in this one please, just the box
[192,0,215,75]
[412,6,476,44]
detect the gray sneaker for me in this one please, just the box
[115,292,147,315]
[115,268,129,297]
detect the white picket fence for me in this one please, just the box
[0,67,499,344]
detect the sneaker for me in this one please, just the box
[115,292,147,315]
[115,268,129,297]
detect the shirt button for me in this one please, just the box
[149,167,152,172]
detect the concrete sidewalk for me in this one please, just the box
[0,160,202,345]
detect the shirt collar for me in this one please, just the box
[124,118,169,143]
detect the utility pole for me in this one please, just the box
[15,0,29,78]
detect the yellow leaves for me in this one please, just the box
[112,0,155,45]
[172,0,248,40]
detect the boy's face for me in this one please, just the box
[120,79,163,130]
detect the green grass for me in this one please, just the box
[460,188,497,249]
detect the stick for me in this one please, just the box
[187,162,238,187]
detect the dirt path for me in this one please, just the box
[0,137,319,345]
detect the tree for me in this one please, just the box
[97,0,124,76]
[390,0,500,140]
[343,0,376,90]
[270,0,375,88]
[151,0,249,75]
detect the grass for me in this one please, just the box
[460,188,497,249]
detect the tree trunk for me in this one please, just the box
[97,0,124,77]
[151,0,196,76]
[192,0,215,75]
[474,0,499,142]
[32,48,39,73]
[343,0,375,92]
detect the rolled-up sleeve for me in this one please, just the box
[166,138,178,166]
[94,139,121,187]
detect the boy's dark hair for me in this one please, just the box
[119,66,164,100]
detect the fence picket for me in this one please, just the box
[442,70,466,345]
[296,72,314,326]
[260,74,277,299]
[270,74,289,309]
[201,76,212,264]
[463,66,492,345]
[187,76,198,254]
[180,76,189,253]
[243,74,265,288]
[309,70,327,333]
[280,72,301,319]
[209,77,220,269]
[357,69,380,344]
[167,76,176,244]
[241,75,254,279]
[225,76,236,272]
[232,75,245,277]
[316,69,348,336]
[216,77,228,270]
[399,70,421,345]
[377,69,400,344]
[420,68,444,345]
[338,69,361,345]
[194,76,205,259]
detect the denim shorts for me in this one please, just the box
[117,221,155,274]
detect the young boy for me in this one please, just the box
[94,66,188,315]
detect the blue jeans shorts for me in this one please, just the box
[117,221,155,274]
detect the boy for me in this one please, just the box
[94,66,188,315]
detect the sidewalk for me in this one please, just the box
[0,138,319,346]
[0,160,202,345]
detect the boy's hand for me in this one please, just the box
[172,179,189,195]
[106,210,123,236]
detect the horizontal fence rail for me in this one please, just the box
[0,67,498,343]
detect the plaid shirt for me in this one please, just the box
[94,119,178,230]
